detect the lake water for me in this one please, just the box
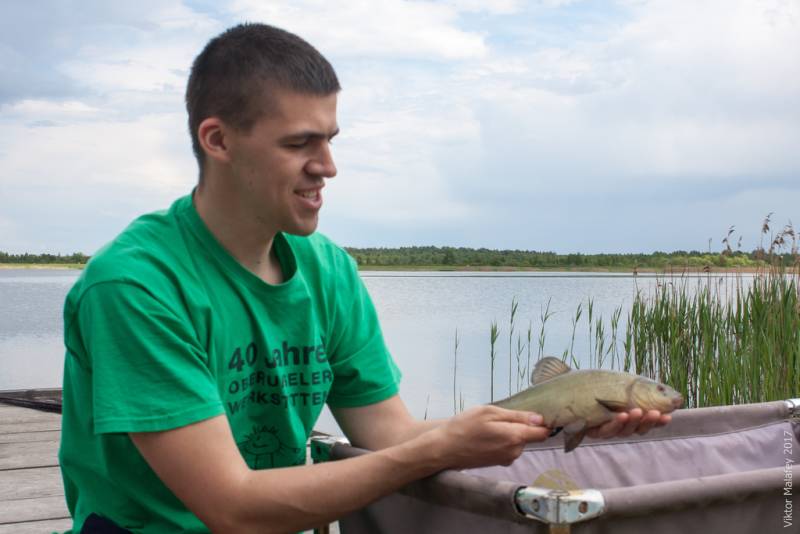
[0,268,740,433]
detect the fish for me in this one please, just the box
[492,356,683,452]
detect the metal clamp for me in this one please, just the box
[515,486,605,526]
[309,434,350,463]
[786,399,800,419]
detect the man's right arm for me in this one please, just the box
[130,405,548,534]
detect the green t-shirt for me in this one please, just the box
[59,194,401,533]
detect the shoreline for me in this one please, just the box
[357,265,769,273]
[0,263,774,274]
[0,263,85,270]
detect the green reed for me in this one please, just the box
[508,298,519,396]
[460,265,799,413]
[629,261,799,407]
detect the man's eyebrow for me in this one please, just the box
[280,128,340,142]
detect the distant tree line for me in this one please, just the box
[0,251,90,264]
[344,246,796,270]
[1,245,795,271]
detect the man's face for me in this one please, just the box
[226,89,339,237]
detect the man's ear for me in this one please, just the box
[197,117,230,164]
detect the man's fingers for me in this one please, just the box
[584,409,674,440]
[518,424,551,443]
[485,405,544,426]
[634,410,662,435]
[618,408,643,437]
[586,412,627,439]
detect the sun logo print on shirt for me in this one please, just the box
[236,425,304,468]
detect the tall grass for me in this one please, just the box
[461,221,800,411]
[625,266,799,407]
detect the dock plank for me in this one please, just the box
[0,495,69,524]
[0,518,72,533]
[0,439,60,470]
[0,466,63,500]
[0,404,67,530]
[0,406,61,424]
[0,430,60,445]
[0,402,339,533]
[0,421,61,434]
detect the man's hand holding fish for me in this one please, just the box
[430,405,551,469]
[585,407,671,440]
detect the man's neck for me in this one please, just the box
[193,180,284,284]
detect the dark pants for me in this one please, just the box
[81,513,133,533]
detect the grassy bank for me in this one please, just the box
[347,246,790,271]
[624,268,799,407]
[357,264,768,273]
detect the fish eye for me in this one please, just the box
[657,385,665,393]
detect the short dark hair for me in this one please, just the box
[185,23,341,177]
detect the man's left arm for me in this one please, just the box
[332,395,443,450]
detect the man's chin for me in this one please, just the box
[284,220,319,237]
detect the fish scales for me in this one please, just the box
[495,370,635,427]
[491,357,682,452]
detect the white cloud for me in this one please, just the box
[0,111,194,192]
[329,70,478,223]
[595,0,800,178]
[230,0,488,60]
[442,0,522,14]
[3,99,100,119]
[538,0,585,7]
[0,215,16,236]
[612,0,800,98]
[152,2,220,31]
[0,0,797,252]
[61,55,186,95]
[430,0,800,196]
[58,14,215,96]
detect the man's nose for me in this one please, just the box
[307,143,337,178]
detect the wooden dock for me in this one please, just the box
[0,389,339,533]
[0,401,71,532]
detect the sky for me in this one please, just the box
[0,0,798,255]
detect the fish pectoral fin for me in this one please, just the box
[595,398,629,413]
[563,421,588,453]
[531,356,571,385]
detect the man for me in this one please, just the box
[59,23,669,533]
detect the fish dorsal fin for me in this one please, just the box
[531,356,571,385]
